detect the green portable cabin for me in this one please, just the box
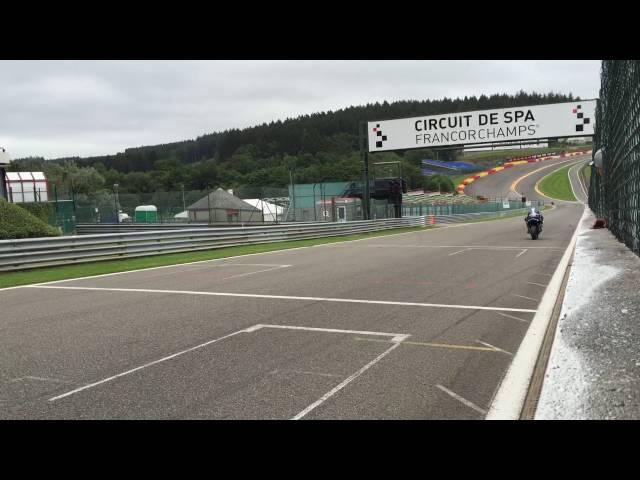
[134,205,158,223]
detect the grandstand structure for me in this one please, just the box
[421,159,479,176]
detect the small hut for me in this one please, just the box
[186,188,262,223]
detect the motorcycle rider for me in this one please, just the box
[525,207,543,232]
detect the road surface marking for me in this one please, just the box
[510,157,581,197]
[435,384,487,415]
[567,161,585,204]
[48,328,252,402]
[292,342,403,420]
[10,227,441,289]
[27,285,538,313]
[354,337,498,352]
[575,162,589,200]
[516,249,528,258]
[251,324,409,343]
[487,206,586,420]
[222,265,291,280]
[533,160,584,203]
[475,340,513,356]
[526,282,548,288]
[511,293,539,302]
[496,312,531,323]
[10,376,70,384]
[270,369,341,378]
[364,244,563,250]
[448,248,470,256]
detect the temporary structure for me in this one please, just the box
[135,205,158,223]
[241,199,284,222]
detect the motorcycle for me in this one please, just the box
[527,216,542,240]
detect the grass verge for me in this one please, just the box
[0,206,555,289]
[537,164,577,201]
[0,226,426,288]
[581,163,592,187]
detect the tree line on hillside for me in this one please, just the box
[10,91,578,196]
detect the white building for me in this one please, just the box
[242,199,284,222]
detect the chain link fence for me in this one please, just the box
[74,187,291,225]
[589,60,640,256]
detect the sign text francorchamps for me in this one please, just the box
[368,100,596,152]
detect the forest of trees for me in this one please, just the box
[10,91,578,195]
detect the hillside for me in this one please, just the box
[11,91,579,194]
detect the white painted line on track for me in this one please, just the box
[354,337,498,352]
[496,312,531,323]
[516,249,528,258]
[0,286,32,292]
[575,163,589,200]
[0,224,479,292]
[487,205,587,420]
[179,263,290,268]
[48,327,253,402]
[526,282,548,288]
[292,341,403,420]
[364,244,563,250]
[47,322,414,405]
[10,376,71,384]
[448,248,470,256]
[221,265,291,280]
[27,285,538,313]
[2,206,560,294]
[511,293,539,302]
[510,157,583,197]
[250,324,410,343]
[270,369,341,379]
[435,384,487,416]
[567,161,586,204]
[475,340,513,356]
[533,160,584,204]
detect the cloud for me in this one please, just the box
[0,60,601,159]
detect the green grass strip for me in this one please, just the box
[0,205,555,289]
[0,226,426,288]
[581,163,592,186]
[538,164,577,202]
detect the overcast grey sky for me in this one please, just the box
[0,60,601,160]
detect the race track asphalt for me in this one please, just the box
[0,156,588,419]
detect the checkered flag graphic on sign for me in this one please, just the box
[572,104,591,132]
[372,124,387,148]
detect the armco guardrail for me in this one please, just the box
[0,217,425,272]
[75,222,312,235]
[425,208,527,225]
[0,211,528,272]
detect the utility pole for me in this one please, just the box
[113,183,120,224]
[360,121,371,220]
[289,170,296,222]
[207,185,212,225]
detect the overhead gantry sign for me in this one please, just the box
[367,100,597,152]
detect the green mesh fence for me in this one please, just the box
[589,60,640,256]
[73,187,291,224]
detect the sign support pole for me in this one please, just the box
[360,121,371,220]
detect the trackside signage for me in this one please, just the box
[368,100,596,152]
